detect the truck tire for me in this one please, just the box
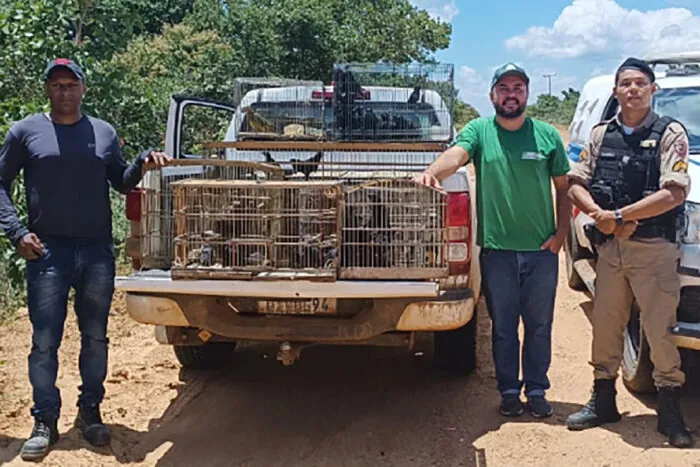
[565,218,587,291]
[173,342,237,370]
[434,312,477,375]
[622,304,655,394]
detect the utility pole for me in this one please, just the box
[543,72,556,96]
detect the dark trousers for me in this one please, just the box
[480,249,558,398]
[27,237,115,420]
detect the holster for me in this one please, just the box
[583,223,612,252]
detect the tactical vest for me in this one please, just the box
[590,114,684,242]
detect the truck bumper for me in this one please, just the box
[672,322,700,351]
[118,275,475,342]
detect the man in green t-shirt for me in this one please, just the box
[415,63,571,418]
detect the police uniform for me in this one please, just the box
[569,110,690,388]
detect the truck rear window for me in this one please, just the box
[240,101,442,140]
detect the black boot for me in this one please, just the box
[567,379,622,431]
[75,403,111,447]
[20,417,59,461]
[657,387,694,448]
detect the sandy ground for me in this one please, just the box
[1,126,698,466]
[0,253,699,467]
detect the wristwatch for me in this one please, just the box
[614,209,624,226]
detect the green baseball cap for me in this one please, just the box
[491,62,529,89]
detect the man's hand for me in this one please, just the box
[591,210,616,235]
[540,234,566,254]
[17,233,44,260]
[613,220,639,240]
[144,151,171,166]
[413,170,443,191]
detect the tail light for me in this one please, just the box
[446,192,471,275]
[126,188,142,222]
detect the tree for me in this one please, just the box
[527,88,580,125]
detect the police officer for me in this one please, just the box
[567,57,693,448]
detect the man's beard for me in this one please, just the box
[493,98,526,119]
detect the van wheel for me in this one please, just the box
[622,304,655,394]
[565,218,587,291]
[434,313,477,375]
[173,342,237,370]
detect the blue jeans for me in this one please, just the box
[480,249,558,398]
[27,237,115,420]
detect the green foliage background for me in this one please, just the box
[0,0,574,318]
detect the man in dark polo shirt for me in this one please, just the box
[0,58,169,460]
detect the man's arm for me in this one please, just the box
[106,135,169,194]
[0,130,44,259]
[414,120,478,189]
[0,131,30,243]
[568,181,602,215]
[414,146,470,189]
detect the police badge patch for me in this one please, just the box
[672,160,688,172]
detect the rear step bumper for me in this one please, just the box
[116,273,439,298]
[672,322,700,350]
[118,276,476,341]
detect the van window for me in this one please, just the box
[654,87,700,152]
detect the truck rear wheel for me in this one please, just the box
[173,342,237,370]
[622,304,655,394]
[434,313,477,375]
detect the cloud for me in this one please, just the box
[505,0,700,59]
[409,0,459,22]
[454,66,492,117]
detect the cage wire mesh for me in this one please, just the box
[138,160,284,270]
[135,62,456,281]
[170,180,341,280]
[232,62,455,143]
[331,62,455,142]
[340,179,447,279]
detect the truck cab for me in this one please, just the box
[116,63,481,372]
[565,52,700,393]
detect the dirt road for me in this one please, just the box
[0,252,698,467]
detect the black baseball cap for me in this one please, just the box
[491,62,530,89]
[615,57,655,84]
[43,58,85,81]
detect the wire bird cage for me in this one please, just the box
[170,180,342,280]
[137,160,284,270]
[340,179,448,279]
[135,156,449,281]
[232,62,455,143]
[331,62,455,142]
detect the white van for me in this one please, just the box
[565,52,700,393]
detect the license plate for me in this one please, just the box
[258,298,337,315]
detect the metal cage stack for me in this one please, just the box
[331,62,455,142]
[137,160,284,270]
[133,62,457,281]
[170,180,342,280]
[340,179,448,279]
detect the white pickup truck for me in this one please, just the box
[565,52,700,393]
[115,67,482,372]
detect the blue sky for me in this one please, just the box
[409,0,700,116]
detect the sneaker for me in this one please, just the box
[527,396,553,419]
[500,395,525,417]
[75,403,110,447]
[20,417,59,461]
